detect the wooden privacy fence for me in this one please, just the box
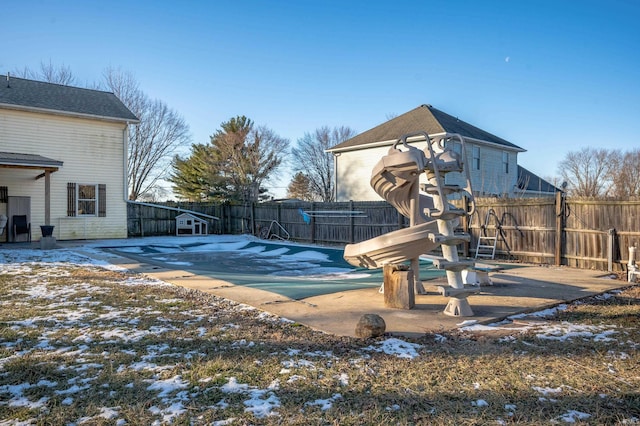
[462,194,640,271]
[127,201,406,244]
[127,195,640,272]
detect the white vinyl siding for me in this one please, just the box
[335,145,391,201]
[334,139,521,201]
[0,109,128,239]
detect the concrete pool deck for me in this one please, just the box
[3,239,629,338]
[88,248,627,338]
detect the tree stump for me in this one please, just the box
[383,263,415,309]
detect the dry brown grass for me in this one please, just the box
[0,260,638,425]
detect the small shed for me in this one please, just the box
[176,213,208,236]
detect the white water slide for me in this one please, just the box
[343,132,477,316]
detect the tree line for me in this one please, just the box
[17,61,637,202]
[14,61,356,203]
[558,147,640,197]
[170,122,356,203]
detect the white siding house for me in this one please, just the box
[327,104,555,201]
[0,75,138,241]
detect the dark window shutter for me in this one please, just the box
[0,186,7,203]
[98,184,106,217]
[67,183,76,217]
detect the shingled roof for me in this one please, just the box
[0,151,63,169]
[328,104,524,152]
[517,166,558,193]
[0,74,138,122]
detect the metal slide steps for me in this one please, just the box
[475,209,499,259]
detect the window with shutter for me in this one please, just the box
[67,183,107,217]
[77,184,97,215]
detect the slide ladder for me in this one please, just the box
[475,209,500,259]
[421,133,478,316]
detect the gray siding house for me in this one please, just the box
[327,104,555,201]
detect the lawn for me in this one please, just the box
[0,247,638,425]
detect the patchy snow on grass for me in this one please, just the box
[532,385,565,396]
[147,375,190,398]
[220,377,281,418]
[305,393,342,411]
[460,295,623,345]
[555,409,591,423]
[0,236,636,424]
[364,338,422,359]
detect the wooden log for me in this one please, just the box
[383,264,415,309]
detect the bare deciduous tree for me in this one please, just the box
[12,60,76,85]
[102,67,191,200]
[607,148,640,197]
[292,126,357,202]
[558,147,611,197]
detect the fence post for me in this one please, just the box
[607,228,616,272]
[310,202,315,244]
[277,203,282,239]
[555,191,565,266]
[251,202,256,236]
[224,204,229,234]
[139,203,144,237]
[349,200,355,243]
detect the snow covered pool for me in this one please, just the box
[102,235,445,299]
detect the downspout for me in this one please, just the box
[121,122,219,224]
[332,152,341,201]
[123,123,129,202]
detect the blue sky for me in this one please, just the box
[3,0,639,197]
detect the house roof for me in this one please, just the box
[0,151,63,170]
[517,165,559,193]
[0,74,138,123]
[328,104,524,152]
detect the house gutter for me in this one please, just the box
[463,136,527,153]
[0,103,140,124]
[325,138,399,154]
[325,133,449,154]
[123,124,130,202]
[326,133,526,154]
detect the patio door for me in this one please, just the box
[7,196,31,242]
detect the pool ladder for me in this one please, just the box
[258,220,290,241]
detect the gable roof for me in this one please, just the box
[328,104,524,152]
[0,74,138,123]
[517,165,559,193]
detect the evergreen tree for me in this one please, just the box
[170,116,289,202]
[287,172,314,201]
[170,143,225,201]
